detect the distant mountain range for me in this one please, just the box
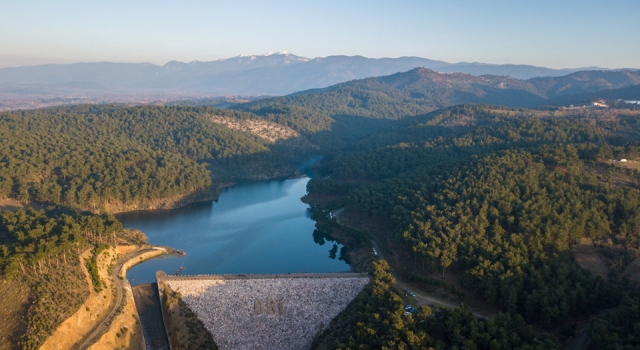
[0,52,633,99]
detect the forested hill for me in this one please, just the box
[292,68,640,103]
[306,104,640,347]
[238,68,640,132]
[528,69,640,97]
[0,105,287,212]
[239,68,543,128]
[546,83,640,107]
[2,86,640,347]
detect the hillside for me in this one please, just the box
[1,70,640,349]
[304,104,640,348]
[238,68,640,133]
[4,102,638,349]
[0,208,135,350]
[529,69,640,97]
[545,83,640,107]
[0,105,298,212]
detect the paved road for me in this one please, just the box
[75,247,160,350]
[333,208,488,318]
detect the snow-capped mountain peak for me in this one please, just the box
[235,51,309,63]
[239,51,295,57]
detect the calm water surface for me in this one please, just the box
[118,177,350,285]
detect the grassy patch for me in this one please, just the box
[84,244,110,293]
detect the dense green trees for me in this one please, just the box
[589,294,640,349]
[84,243,109,292]
[341,147,632,326]
[314,261,552,349]
[322,115,614,182]
[237,67,549,134]
[0,87,638,348]
[320,261,435,349]
[0,207,121,278]
[307,104,640,343]
[0,208,129,349]
[237,68,640,134]
[0,105,278,210]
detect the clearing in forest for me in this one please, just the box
[209,115,299,142]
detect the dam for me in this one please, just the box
[157,272,370,350]
[120,178,363,349]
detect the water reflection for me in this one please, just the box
[119,178,351,285]
[312,229,348,262]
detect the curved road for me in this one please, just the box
[75,247,161,350]
[370,240,487,319]
[332,208,488,318]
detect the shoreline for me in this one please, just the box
[3,173,314,216]
[113,173,312,215]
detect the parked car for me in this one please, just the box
[403,288,416,297]
[404,304,412,311]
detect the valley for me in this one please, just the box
[3,0,640,348]
[0,66,639,349]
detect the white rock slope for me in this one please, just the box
[166,276,369,350]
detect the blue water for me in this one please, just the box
[118,178,350,285]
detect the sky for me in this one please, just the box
[1,0,639,69]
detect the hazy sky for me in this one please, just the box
[1,0,638,69]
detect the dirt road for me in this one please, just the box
[75,247,162,350]
[332,208,488,318]
[369,240,487,318]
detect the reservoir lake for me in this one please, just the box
[117,177,350,285]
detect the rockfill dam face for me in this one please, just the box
[157,272,370,350]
